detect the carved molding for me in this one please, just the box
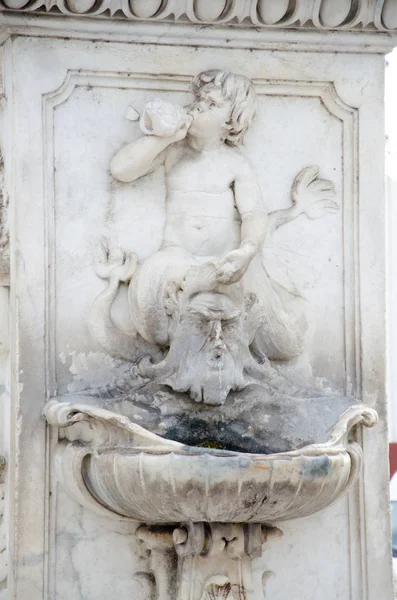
[0,458,6,594]
[41,70,360,397]
[0,0,397,32]
[0,149,8,285]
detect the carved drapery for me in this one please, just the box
[0,0,397,32]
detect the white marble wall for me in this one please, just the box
[0,12,394,600]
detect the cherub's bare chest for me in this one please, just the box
[166,150,234,193]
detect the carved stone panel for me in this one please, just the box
[1,27,393,600]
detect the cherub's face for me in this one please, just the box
[187,87,232,141]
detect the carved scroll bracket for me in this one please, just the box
[137,522,283,600]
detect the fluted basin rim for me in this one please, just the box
[44,400,377,459]
[44,400,377,523]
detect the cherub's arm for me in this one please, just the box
[237,174,268,258]
[110,122,189,183]
[215,158,267,285]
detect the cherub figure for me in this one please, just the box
[91,70,337,405]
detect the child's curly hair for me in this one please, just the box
[191,69,257,147]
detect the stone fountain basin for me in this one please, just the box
[84,445,352,523]
[45,401,376,524]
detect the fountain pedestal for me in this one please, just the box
[137,523,282,600]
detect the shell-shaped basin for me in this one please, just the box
[44,401,377,524]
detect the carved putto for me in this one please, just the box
[90,69,338,407]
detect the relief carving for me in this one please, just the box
[0,458,6,596]
[90,69,337,407]
[1,1,396,32]
[135,522,283,600]
[200,578,233,600]
[43,69,378,600]
[45,398,376,599]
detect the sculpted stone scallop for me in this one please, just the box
[44,399,377,599]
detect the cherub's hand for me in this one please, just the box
[94,239,138,284]
[140,98,192,141]
[167,115,193,143]
[291,165,338,219]
[215,248,252,285]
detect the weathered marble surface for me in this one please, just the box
[61,381,352,454]
[45,399,376,521]
[0,8,395,600]
[45,399,376,598]
[1,0,397,32]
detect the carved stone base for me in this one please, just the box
[137,523,282,600]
